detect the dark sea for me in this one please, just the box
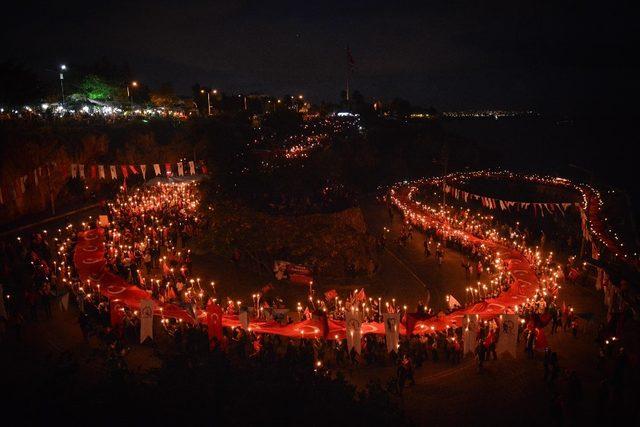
[442,116,639,218]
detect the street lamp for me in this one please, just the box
[200,89,211,116]
[59,65,67,105]
[127,81,138,110]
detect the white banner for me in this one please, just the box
[383,313,400,353]
[140,164,147,180]
[188,161,196,175]
[496,314,519,358]
[239,310,249,330]
[71,164,78,178]
[140,299,154,343]
[177,162,184,176]
[60,293,69,311]
[463,314,478,355]
[98,165,106,179]
[153,164,161,176]
[78,164,85,179]
[110,165,117,180]
[447,294,461,310]
[345,310,362,354]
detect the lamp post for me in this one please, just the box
[200,89,211,116]
[127,81,138,111]
[59,65,67,105]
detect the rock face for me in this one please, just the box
[202,202,378,278]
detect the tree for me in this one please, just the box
[150,82,179,107]
[78,75,117,101]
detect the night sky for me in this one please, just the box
[4,0,638,112]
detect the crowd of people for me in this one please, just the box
[0,180,635,423]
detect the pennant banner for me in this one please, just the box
[345,310,363,354]
[140,299,154,343]
[383,313,400,353]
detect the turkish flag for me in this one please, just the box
[165,163,172,174]
[535,327,548,350]
[90,165,97,179]
[129,165,139,174]
[324,289,338,300]
[206,301,224,348]
[120,165,129,178]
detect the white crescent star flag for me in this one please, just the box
[177,162,184,176]
[140,164,147,180]
[188,161,195,175]
[110,165,117,180]
[78,164,85,179]
[153,164,161,176]
[71,164,78,178]
[98,165,106,179]
[383,313,400,353]
[140,299,154,343]
[345,310,362,354]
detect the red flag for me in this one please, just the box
[120,165,129,178]
[201,164,208,174]
[535,327,548,350]
[165,163,172,174]
[90,165,97,179]
[129,165,139,174]
[483,330,495,348]
[354,288,366,303]
[324,289,338,301]
[206,301,224,348]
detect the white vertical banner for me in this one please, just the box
[345,310,362,354]
[140,299,154,343]
[239,310,249,330]
[98,165,106,179]
[71,164,78,178]
[188,161,196,175]
[110,165,117,180]
[78,164,85,179]
[496,314,519,358]
[383,313,400,353]
[463,314,478,355]
[153,164,161,176]
[140,164,147,180]
[177,162,184,176]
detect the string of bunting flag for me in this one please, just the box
[68,161,208,181]
[392,170,638,263]
[0,160,208,206]
[0,161,60,206]
[443,183,579,216]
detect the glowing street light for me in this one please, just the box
[200,89,212,116]
[59,64,67,105]
[127,81,139,110]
